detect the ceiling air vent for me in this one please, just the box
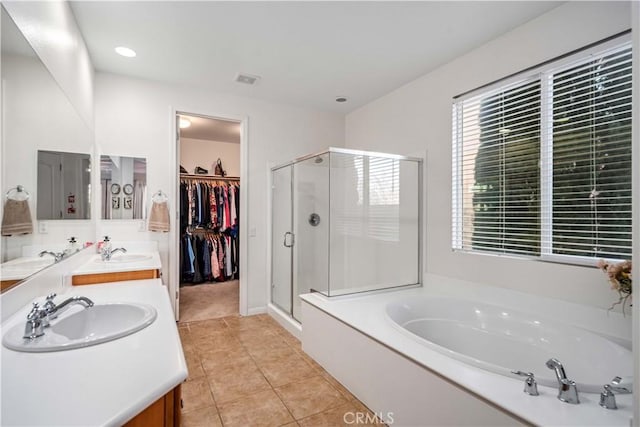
[234,72,260,85]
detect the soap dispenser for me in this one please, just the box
[65,237,80,256]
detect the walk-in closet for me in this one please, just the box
[177,113,241,322]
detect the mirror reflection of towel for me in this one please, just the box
[148,201,170,232]
[1,199,33,236]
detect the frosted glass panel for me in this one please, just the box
[329,152,420,295]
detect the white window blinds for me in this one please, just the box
[453,35,632,263]
[550,46,632,259]
[454,78,541,255]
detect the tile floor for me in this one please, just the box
[178,314,382,427]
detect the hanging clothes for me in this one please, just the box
[179,177,240,286]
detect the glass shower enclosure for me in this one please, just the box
[271,147,422,322]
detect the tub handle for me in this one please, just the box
[511,370,539,396]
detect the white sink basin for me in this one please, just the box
[3,303,157,352]
[94,254,152,263]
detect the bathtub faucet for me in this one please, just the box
[545,358,579,404]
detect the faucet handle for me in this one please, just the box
[46,293,57,301]
[26,303,41,320]
[600,384,617,410]
[511,370,539,396]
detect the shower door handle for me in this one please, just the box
[283,232,295,248]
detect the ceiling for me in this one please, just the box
[179,114,240,143]
[70,1,562,114]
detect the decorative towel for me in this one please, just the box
[1,199,33,236]
[148,201,170,232]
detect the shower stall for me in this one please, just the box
[271,147,422,322]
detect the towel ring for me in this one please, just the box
[152,190,168,203]
[5,185,30,201]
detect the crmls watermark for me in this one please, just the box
[343,411,394,425]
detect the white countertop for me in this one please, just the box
[300,274,634,426]
[71,252,162,276]
[0,256,55,281]
[1,279,187,426]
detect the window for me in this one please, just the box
[344,155,400,242]
[452,35,632,263]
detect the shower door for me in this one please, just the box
[271,165,293,315]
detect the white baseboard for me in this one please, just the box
[267,303,301,339]
[247,306,267,316]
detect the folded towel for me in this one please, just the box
[1,199,33,236]
[148,201,170,232]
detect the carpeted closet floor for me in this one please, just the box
[179,281,239,323]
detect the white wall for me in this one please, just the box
[345,2,632,309]
[180,137,240,177]
[94,72,344,312]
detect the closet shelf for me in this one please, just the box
[180,174,240,180]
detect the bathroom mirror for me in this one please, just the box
[0,6,95,292]
[100,156,147,219]
[37,150,91,220]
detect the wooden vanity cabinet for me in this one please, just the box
[124,384,181,427]
[71,269,160,286]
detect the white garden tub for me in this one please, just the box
[386,296,632,393]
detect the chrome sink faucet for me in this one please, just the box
[101,247,127,261]
[39,250,65,263]
[546,358,579,404]
[23,293,94,340]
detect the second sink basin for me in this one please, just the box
[94,254,152,263]
[3,302,157,352]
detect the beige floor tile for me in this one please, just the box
[278,331,302,351]
[218,389,294,427]
[249,344,299,366]
[188,318,229,340]
[275,375,347,420]
[320,372,356,401]
[195,330,243,355]
[201,349,253,375]
[224,314,269,331]
[181,405,223,427]
[260,353,318,388]
[294,350,325,373]
[208,362,272,403]
[183,347,205,380]
[297,401,382,427]
[242,333,291,357]
[181,377,215,413]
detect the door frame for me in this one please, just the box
[169,107,249,319]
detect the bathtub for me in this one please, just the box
[300,276,634,426]
[385,296,633,394]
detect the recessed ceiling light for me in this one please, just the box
[179,118,191,129]
[335,96,348,103]
[115,46,136,58]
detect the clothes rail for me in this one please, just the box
[180,174,240,181]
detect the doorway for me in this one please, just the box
[173,111,246,322]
